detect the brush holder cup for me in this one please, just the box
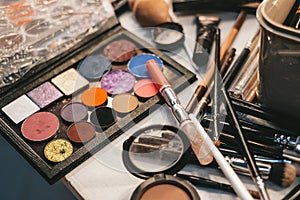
[256,0,300,119]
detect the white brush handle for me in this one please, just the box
[189,113,254,200]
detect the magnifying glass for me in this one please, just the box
[122,125,200,200]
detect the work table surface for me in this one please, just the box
[63,10,300,200]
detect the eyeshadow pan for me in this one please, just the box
[77,55,111,80]
[90,107,117,130]
[21,112,59,141]
[103,39,137,63]
[81,87,108,107]
[112,93,139,114]
[51,68,89,96]
[44,138,73,163]
[1,95,40,124]
[27,81,63,108]
[67,121,96,143]
[60,102,88,123]
[100,69,136,95]
[128,54,163,78]
[133,79,159,99]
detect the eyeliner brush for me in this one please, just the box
[218,79,271,199]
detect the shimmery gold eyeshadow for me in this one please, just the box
[51,68,89,96]
[44,138,73,163]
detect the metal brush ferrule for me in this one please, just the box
[161,87,189,122]
[225,156,271,179]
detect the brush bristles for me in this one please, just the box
[269,163,296,187]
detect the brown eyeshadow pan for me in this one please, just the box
[103,39,137,63]
[67,121,96,143]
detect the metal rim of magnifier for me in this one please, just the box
[122,124,191,180]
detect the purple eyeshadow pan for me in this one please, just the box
[27,81,63,108]
[100,69,136,95]
[60,102,88,123]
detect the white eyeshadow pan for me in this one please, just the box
[1,95,40,124]
[51,68,89,96]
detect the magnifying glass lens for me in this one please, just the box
[128,129,184,172]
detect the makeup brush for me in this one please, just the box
[146,59,214,166]
[214,39,270,200]
[224,156,297,187]
[185,11,247,113]
[282,183,300,200]
[146,59,254,200]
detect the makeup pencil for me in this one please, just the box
[223,29,260,89]
[191,48,236,118]
[185,11,247,113]
[228,52,259,101]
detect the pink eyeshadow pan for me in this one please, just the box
[27,81,63,108]
[21,112,59,141]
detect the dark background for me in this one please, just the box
[0,136,76,200]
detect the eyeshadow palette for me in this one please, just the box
[0,26,196,183]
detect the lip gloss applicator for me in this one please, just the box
[146,59,254,200]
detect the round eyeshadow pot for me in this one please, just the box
[112,93,139,115]
[81,87,108,108]
[21,112,59,142]
[100,70,136,95]
[133,79,159,100]
[67,121,96,143]
[60,102,88,123]
[77,55,111,81]
[128,54,163,78]
[90,107,117,131]
[44,138,73,163]
[103,39,137,64]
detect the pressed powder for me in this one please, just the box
[67,121,95,143]
[21,112,59,141]
[101,70,136,95]
[81,87,108,107]
[112,93,139,113]
[103,39,137,63]
[140,184,191,200]
[133,79,158,99]
[60,102,88,123]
